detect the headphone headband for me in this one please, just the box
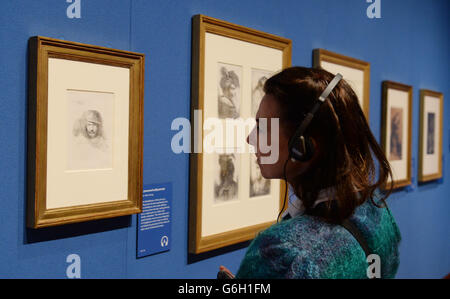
[318,73,343,102]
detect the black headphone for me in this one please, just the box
[288,73,343,162]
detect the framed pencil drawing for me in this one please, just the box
[381,81,413,189]
[313,49,370,121]
[189,15,291,254]
[418,89,443,182]
[27,36,145,228]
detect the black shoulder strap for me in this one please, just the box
[340,219,371,258]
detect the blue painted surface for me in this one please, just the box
[0,0,448,278]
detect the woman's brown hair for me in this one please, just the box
[264,66,393,224]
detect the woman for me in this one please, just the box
[220,66,401,279]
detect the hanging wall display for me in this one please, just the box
[381,81,413,189]
[418,89,443,182]
[313,49,371,121]
[27,36,145,228]
[189,15,291,254]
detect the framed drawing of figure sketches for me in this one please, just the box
[189,15,291,254]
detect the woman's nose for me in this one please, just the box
[247,126,257,147]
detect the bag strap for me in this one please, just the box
[340,219,371,258]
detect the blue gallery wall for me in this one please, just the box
[0,0,448,278]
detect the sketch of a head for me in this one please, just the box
[427,113,435,154]
[218,154,235,182]
[391,112,401,136]
[215,153,238,201]
[74,110,104,140]
[83,110,103,139]
[256,76,268,89]
[220,67,240,100]
[390,109,402,160]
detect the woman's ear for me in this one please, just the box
[309,137,322,163]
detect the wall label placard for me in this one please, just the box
[137,183,172,258]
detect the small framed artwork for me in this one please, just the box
[27,36,145,228]
[418,90,443,182]
[189,15,291,254]
[313,49,370,121]
[381,81,413,189]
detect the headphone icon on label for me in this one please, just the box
[161,236,169,247]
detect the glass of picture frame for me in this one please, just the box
[313,49,370,121]
[189,15,291,254]
[27,36,145,228]
[418,89,443,182]
[381,81,413,189]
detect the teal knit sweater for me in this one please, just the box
[236,199,401,279]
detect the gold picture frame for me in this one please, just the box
[381,81,413,189]
[418,89,443,182]
[189,15,291,254]
[27,36,145,228]
[313,49,371,121]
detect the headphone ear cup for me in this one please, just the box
[289,135,315,162]
[302,136,315,161]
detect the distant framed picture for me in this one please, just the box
[27,36,145,228]
[418,89,443,182]
[313,49,370,121]
[189,15,291,254]
[381,81,413,189]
